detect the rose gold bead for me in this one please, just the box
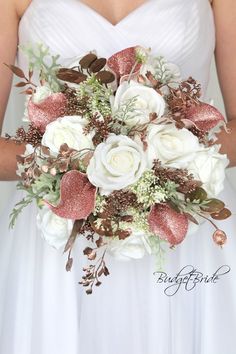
[212,230,227,246]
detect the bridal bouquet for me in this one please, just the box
[7,44,231,293]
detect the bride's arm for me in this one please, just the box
[0,0,27,181]
[212,0,236,167]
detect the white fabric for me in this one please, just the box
[1,1,236,353]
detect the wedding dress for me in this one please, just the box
[0,1,236,353]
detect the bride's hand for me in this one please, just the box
[0,0,29,180]
[212,0,236,167]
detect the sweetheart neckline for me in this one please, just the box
[77,0,155,27]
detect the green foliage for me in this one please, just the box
[94,194,106,215]
[78,75,113,118]
[9,173,61,229]
[135,47,150,64]
[147,235,167,271]
[9,183,43,229]
[152,56,177,84]
[32,172,61,204]
[20,43,62,92]
[114,96,138,121]
[130,171,172,209]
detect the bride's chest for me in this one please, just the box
[18,0,215,85]
[19,0,213,56]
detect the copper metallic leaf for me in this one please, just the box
[79,53,97,69]
[104,266,110,276]
[98,268,104,277]
[95,70,115,84]
[95,236,104,248]
[64,219,83,253]
[83,247,93,256]
[186,187,207,202]
[115,229,131,240]
[201,199,225,213]
[41,145,50,156]
[59,143,70,153]
[5,64,25,78]
[15,82,27,88]
[57,68,87,83]
[66,257,73,272]
[58,161,69,173]
[33,168,41,178]
[16,155,25,164]
[24,154,34,163]
[211,208,232,220]
[88,251,97,261]
[89,58,107,73]
[22,88,34,95]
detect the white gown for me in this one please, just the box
[0,1,236,353]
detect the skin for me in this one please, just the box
[0,0,235,181]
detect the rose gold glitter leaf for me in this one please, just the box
[148,204,188,246]
[185,103,225,132]
[107,46,142,80]
[28,93,67,133]
[46,170,96,220]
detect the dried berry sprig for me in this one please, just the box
[79,248,110,294]
[5,124,43,147]
[62,86,89,116]
[39,143,94,176]
[84,191,140,241]
[84,113,113,146]
[188,125,209,145]
[16,148,42,187]
[152,159,201,194]
[166,77,201,122]
[103,190,141,218]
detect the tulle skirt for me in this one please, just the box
[0,179,236,354]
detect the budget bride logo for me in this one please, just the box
[154,264,231,296]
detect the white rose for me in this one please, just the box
[42,115,94,155]
[37,207,73,250]
[113,80,165,126]
[188,146,229,196]
[107,230,152,261]
[87,134,146,195]
[146,123,200,168]
[32,86,53,104]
